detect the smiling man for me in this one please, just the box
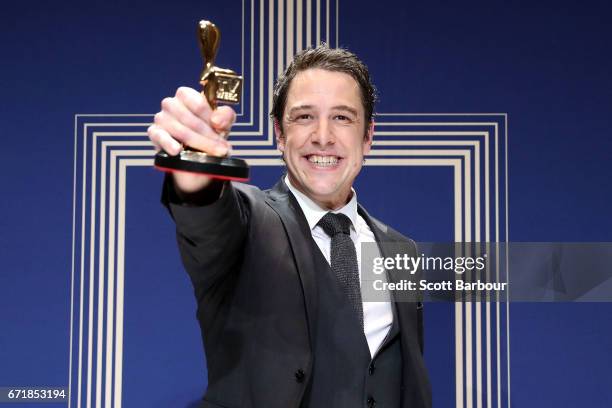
[275,67,372,210]
[148,45,431,408]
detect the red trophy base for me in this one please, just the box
[154,150,249,182]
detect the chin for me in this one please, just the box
[307,184,346,204]
[304,180,338,196]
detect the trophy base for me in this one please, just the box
[154,150,249,181]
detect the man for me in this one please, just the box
[148,45,431,408]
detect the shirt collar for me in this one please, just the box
[284,175,358,231]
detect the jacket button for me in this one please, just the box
[294,369,305,383]
[367,396,376,407]
[368,362,376,375]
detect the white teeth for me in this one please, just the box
[308,155,339,167]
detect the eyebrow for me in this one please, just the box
[287,105,314,115]
[287,105,359,116]
[332,105,359,116]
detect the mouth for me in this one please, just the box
[305,154,342,168]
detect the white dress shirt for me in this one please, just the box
[284,176,393,357]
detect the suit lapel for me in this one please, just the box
[266,179,319,346]
[358,205,422,352]
[357,205,403,287]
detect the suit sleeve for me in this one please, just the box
[161,177,250,301]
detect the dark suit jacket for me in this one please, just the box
[165,178,432,408]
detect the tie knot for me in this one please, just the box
[318,212,353,237]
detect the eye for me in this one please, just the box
[334,114,353,123]
[290,113,314,124]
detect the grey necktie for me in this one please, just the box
[318,212,364,329]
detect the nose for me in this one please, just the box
[310,117,335,146]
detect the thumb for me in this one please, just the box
[210,106,237,137]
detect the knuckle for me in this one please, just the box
[191,96,209,114]
[153,112,164,124]
[147,125,158,139]
[148,131,161,147]
[176,86,191,99]
[161,97,174,111]
[191,101,206,116]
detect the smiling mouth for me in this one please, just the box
[306,154,341,167]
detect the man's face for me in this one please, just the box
[276,68,373,210]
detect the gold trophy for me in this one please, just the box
[155,20,249,181]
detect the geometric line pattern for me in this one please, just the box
[69,113,508,408]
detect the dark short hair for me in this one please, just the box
[271,44,377,132]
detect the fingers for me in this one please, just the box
[153,110,229,156]
[147,124,181,155]
[161,95,210,137]
[147,86,237,157]
[175,86,213,123]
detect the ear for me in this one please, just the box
[274,119,285,152]
[362,120,374,155]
